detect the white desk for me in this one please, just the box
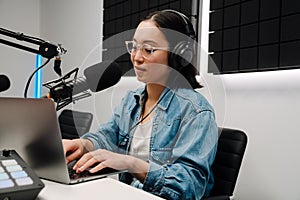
[37,177,163,200]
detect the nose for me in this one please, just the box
[132,48,144,62]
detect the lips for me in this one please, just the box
[134,66,146,72]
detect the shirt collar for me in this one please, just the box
[133,86,175,111]
[133,87,146,106]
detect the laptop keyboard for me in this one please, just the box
[67,161,91,179]
[67,161,119,180]
[68,167,91,180]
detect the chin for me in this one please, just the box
[136,76,146,83]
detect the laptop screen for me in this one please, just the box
[0,97,70,183]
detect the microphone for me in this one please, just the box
[54,57,62,77]
[84,61,122,92]
[52,44,67,77]
[0,74,11,92]
[43,61,122,106]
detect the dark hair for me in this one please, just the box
[142,10,202,89]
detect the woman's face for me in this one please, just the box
[130,20,170,85]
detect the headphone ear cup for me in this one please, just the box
[169,41,195,70]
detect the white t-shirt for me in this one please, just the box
[129,119,152,161]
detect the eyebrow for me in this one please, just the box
[133,38,159,46]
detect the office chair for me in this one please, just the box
[58,109,93,139]
[202,127,248,200]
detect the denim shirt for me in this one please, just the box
[82,86,218,200]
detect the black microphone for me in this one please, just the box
[54,57,62,77]
[0,74,11,92]
[43,61,122,102]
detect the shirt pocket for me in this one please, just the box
[151,148,172,165]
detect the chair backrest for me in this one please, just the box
[58,109,93,139]
[209,127,247,196]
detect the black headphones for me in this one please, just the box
[162,9,197,70]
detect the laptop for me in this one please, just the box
[0,97,121,184]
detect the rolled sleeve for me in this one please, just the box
[81,132,103,150]
[143,161,165,193]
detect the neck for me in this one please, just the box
[146,83,165,102]
[139,84,164,123]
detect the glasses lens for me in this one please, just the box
[126,41,134,54]
[141,44,153,58]
[125,41,156,59]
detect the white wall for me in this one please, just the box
[40,0,102,79]
[0,0,40,97]
[200,1,300,200]
[39,0,104,129]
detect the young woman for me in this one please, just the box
[63,10,218,200]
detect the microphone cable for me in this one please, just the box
[116,89,170,150]
[116,103,158,152]
[24,58,51,98]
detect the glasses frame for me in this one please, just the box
[125,41,169,59]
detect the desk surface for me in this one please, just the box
[37,177,163,200]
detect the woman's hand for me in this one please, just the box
[62,139,94,164]
[73,149,150,182]
[73,149,128,173]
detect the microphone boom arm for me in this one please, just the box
[0,27,66,59]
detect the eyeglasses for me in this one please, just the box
[125,41,168,59]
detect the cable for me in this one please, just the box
[116,89,169,149]
[116,105,157,150]
[24,58,51,98]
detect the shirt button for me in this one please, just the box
[149,187,153,191]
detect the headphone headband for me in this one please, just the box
[162,9,196,39]
[161,9,197,69]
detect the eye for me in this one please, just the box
[144,48,152,54]
[143,44,153,54]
